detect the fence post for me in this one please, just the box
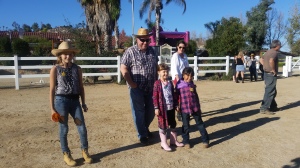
[158,56,161,64]
[117,56,121,83]
[14,55,19,90]
[225,56,230,75]
[194,56,197,81]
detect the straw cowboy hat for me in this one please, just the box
[134,28,151,37]
[51,41,80,56]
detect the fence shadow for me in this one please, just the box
[188,115,280,147]
[280,100,300,111]
[282,157,300,168]
[202,100,261,117]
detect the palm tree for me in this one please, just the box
[138,0,186,46]
[78,0,120,54]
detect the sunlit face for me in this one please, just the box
[158,69,169,81]
[183,73,193,83]
[60,52,74,64]
[177,43,186,55]
[137,37,150,51]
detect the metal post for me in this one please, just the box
[132,0,135,46]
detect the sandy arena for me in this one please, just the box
[0,74,300,168]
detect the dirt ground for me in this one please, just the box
[0,74,300,168]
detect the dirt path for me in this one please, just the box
[0,76,300,168]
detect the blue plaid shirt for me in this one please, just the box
[121,45,158,92]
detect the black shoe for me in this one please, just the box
[270,107,281,112]
[147,131,153,139]
[140,137,149,146]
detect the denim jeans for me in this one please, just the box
[260,73,277,111]
[181,111,209,144]
[54,96,88,152]
[129,88,155,139]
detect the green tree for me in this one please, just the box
[11,38,30,56]
[0,37,12,53]
[245,0,274,51]
[31,22,40,32]
[78,0,121,54]
[22,24,32,32]
[205,17,245,57]
[287,4,300,55]
[138,0,186,46]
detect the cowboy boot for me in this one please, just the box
[170,130,184,147]
[235,77,239,83]
[63,152,76,167]
[82,148,93,164]
[242,78,244,83]
[159,131,172,152]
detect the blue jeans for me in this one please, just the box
[260,73,277,111]
[54,96,88,152]
[129,88,155,139]
[181,111,209,144]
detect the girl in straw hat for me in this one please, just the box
[49,41,92,166]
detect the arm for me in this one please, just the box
[49,66,57,120]
[259,58,264,65]
[78,67,88,112]
[152,81,160,116]
[120,64,137,88]
[269,58,276,75]
[171,54,180,81]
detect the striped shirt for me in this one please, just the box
[121,45,158,92]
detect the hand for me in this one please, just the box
[130,82,138,89]
[155,109,160,116]
[51,110,57,122]
[176,106,180,112]
[82,104,88,112]
[271,70,277,76]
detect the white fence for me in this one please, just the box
[283,56,300,77]
[0,55,234,90]
[0,55,121,90]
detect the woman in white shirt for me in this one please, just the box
[170,40,189,122]
[171,40,189,83]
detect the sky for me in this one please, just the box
[0,0,298,51]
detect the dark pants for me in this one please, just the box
[249,67,257,81]
[260,73,277,111]
[181,111,209,144]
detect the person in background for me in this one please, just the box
[171,40,189,121]
[260,40,282,115]
[153,63,184,152]
[235,51,246,83]
[232,57,237,82]
[175,67,209,149]
[49,41,92,166]
[120,28,158,145]
[248,53,258,82]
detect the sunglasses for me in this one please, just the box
[139,38,150,43]
[178,46,185,49]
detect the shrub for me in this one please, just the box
[0,37,12,53]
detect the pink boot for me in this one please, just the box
[170,130,184,147]
[159,132,172,152]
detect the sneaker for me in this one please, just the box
[260,109,275,115]
[140,137,149,146]
[202,142,209,149]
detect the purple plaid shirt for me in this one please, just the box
[175,80,200,114]
[121,45,158,92]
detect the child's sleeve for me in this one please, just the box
[152,81,159,109]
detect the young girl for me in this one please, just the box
[175,67,209,148]
[153,63,184,152]
[49,41,92,166]
[235,51,245,83]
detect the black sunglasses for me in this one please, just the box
[139,38,150,43]
[178,46,185,49]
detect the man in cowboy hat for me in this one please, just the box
[120,28,158,145]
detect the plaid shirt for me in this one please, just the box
[121,45,158,92]
[175,80,200,114]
